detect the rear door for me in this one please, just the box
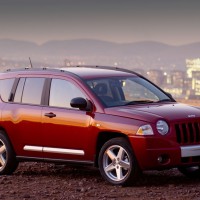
[2,77,46,158]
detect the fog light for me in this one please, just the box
[157,154,170,165]
[157,156,163,163]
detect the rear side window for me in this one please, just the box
[0,78,15,102]
[14,78,45,105]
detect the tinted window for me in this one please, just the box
[14,78,25,103]
[0,78,15,102]
[21,78,45,105]
[49,79,86,108]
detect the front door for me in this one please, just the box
[42,78,92,161]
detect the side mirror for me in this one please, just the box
[70,97,91,111]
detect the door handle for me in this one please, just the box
[44,112,56,118]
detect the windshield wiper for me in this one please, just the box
[126,100,155,105]
[157,99,172,103]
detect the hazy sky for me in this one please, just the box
[0,0,200,45]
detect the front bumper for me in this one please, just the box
[181,145,200,157]
[129,136,200,170]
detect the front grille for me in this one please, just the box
[181,156,200,163]
[175,122,200,144]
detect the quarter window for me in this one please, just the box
[0,78,15,102]
[49,79,86,108]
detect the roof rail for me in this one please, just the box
[5,65,143,78]
[73,65,143,77]
[5,67,64,73]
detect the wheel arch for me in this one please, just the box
[94,131,129,167]
[0,126,9,138]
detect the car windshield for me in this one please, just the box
[86,76,172,107]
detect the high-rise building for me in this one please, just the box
[170,70,185,88]
[186,58,200,99]
[192,71,200,97]
[186,58,200,78]
[146,69,165,86]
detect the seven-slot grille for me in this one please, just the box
[175,121,200,144]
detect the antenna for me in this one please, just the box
[29,57,33,68]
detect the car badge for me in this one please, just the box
[188,114,196,118]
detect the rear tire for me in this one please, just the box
[98,137,140,186]
[0,130,18,175]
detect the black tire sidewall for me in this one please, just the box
[178,166,200,178]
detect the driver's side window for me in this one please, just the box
[49,79,86,108]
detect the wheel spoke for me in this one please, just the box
[116,166,123,180]
[0,145,6,154]
[106,149,116,161]
[117,147,124,160]
[120,160,130,169]
[0,155,5,166]
[105,163,115,173]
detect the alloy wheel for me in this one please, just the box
[0,139,7,171]
[103,145,131,182]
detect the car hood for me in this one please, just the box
[104,103,200,123]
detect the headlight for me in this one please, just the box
[156,120,169,135]
[136,124,154,135]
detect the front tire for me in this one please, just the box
[0,131,18,175]
[178,166,200,178]
[98,137,140,186]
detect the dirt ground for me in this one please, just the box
[0,162,200,200]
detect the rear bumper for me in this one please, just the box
[128,136,200,170]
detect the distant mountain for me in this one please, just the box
[0,39,200,69]
[0,39,39,56]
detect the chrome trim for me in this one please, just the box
[23,145,42,152]
[23,145,84,156]
[43,147,84,155]
[181,145,200,157]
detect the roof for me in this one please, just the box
[2,66,139,80]
[63,66,137,79]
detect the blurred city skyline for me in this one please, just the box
[1,0,200,100]
[0,0,200,45]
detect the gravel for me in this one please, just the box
[0,162,200,200]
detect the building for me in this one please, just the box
[186,58,200,99]
[146,69,165,86]
[191,71,200,98]
[186,58,200,78]
[170,70,185,88]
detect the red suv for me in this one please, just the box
[0,66,200,185]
